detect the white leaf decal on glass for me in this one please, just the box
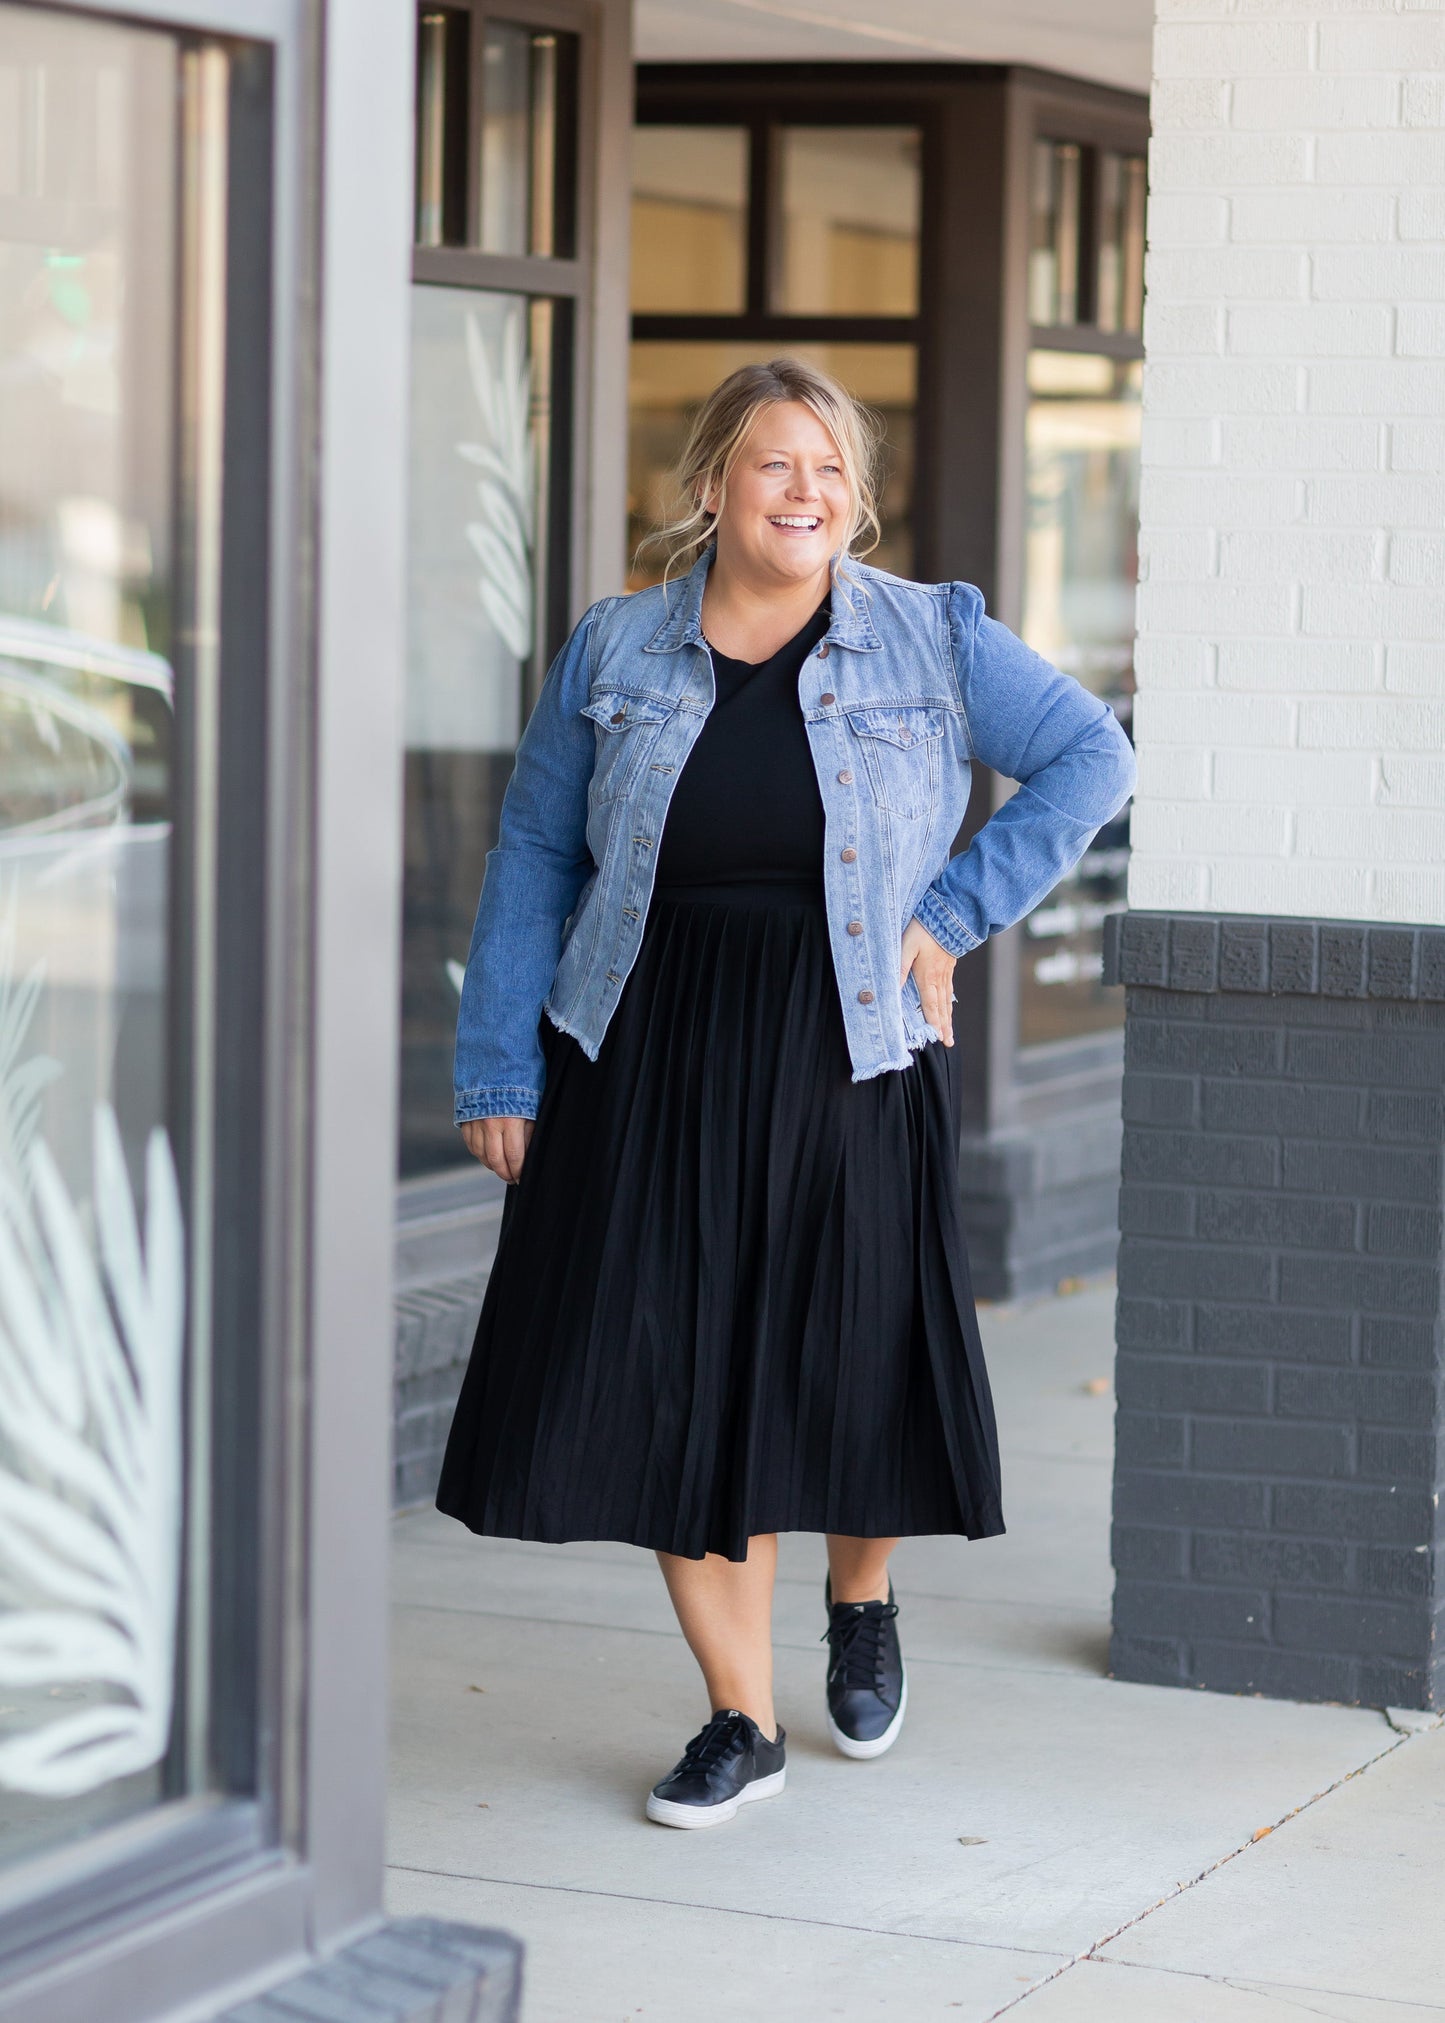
[0,884,61,1207]
[458,307,535,661]
[0,1105,183,1796]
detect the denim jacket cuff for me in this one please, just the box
[913,888,983,962]
[455,1085,541,1125]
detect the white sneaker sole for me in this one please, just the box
[645,1765,786,1829]
[827,1669,908,1760]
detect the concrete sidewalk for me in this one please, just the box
[386,1282,1444,2022]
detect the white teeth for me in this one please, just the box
[769,516,820,529]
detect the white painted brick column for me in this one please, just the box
[1131,1,1445,927]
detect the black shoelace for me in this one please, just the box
[677,1709,751,1773]
[823,1601,899,1692]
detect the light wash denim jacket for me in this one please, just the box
[454,547,1136,1124]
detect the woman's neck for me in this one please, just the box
[699,552,831,663]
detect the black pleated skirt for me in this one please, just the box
[435,880,1005,1561]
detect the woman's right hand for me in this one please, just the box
[461,1116,535,1184]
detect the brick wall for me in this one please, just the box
[1131,3,1445,926]
[1106,912,1445,1707]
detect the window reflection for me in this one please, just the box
[478,20,577,258]
[1028,140,1082,327]
[631,126,749,315]
[627,341,916,589]
[1018,351,1140,1048]
[773,128,921,317]
[403,288,561,1175]
[1097,151,1147,336]
[414,8,469,248]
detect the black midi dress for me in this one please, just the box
[435,597,1005,1561]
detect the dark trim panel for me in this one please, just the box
[1105,911,1445,1003]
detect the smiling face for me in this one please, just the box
[704,400,853,593]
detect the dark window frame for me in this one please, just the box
[631,96,932,346]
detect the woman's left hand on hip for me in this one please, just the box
[900,917,957,1047]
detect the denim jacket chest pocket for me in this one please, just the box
[843,704,947,819]
[580,689,678,804]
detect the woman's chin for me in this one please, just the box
[760,537,830,579]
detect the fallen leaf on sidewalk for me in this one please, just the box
[1251,1826,1272,1841]
[1082,1377,1110,1395]
[958,1835,987,1845]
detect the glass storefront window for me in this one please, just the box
[412,12,578,257]
[1028,139,1082,327]
[1097,151,1147,336]
[0,4,223,1872]
[403,287,564,1175]
[478,19,578,258]
[773,127,921,317]
[631,126,749,315]
[627,341,916,589]
[1017,350,1140,1048]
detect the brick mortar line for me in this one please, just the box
[985,1719,1432,2021]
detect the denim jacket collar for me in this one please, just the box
[642,543,883,655]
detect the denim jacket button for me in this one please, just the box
[857,989,875,1004]
[818,642,830,658]
[840,847,857,862]
[610,710,625,724]
[847,920,863,935]
[837,768,853,784]
[819,691,836,706]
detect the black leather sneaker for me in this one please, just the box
[645,1708,787,1829]
[822,1575,907,1759]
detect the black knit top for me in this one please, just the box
[652,597,832,890]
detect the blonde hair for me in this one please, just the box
[635,356,884,590]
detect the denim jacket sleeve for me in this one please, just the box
[912,581,1138,961]
[453,602,612,1125]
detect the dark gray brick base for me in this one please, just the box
[396,1271,488,1507]
[393,1170,507,1509]
[219,1917,521,2022]
[1104,912,1445,1710]
[959,1102,1124,1302]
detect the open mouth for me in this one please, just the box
[767,515,822,533]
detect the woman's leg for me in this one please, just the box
[656,1534,779,1739]
[825,1533,900,1604]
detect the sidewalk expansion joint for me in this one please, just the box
[385,1862,1066,1964]
[983,1722,1423,2021]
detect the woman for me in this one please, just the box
[437,357,1134,1829]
